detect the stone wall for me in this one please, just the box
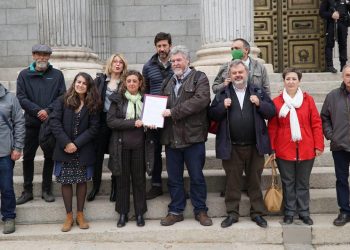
[0,0,201,80]
[110,0,201,64]
[0,0,37,74]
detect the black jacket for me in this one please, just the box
[16,64,66,127]
[106,92,155,176]
[320,0,350,24]
[142,53,173,95]
[49,97,100,165]
[209,84,276,159]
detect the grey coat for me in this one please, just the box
[0,83,25,157]
[321,82,350,152]
[212,57,271,96]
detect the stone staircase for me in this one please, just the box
[1,72,350,249]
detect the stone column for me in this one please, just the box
[92,0,110,62]
[36,0,102,83]
[192,0,269,73]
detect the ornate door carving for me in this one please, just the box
[254,0,325,72]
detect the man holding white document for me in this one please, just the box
[158,45,212,227]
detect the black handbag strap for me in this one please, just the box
[0,110,11,130]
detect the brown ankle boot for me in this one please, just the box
[61,212,73,232]
[76,211,89,229]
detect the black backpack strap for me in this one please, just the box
[0,110,11,130]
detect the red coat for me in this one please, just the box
[268,92,324,161]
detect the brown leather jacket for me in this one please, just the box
[160,69,210,148]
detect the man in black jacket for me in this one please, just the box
[16,44,66,205]
[320,0,350,73]
[209,60,275,228]
[142,32,173,200]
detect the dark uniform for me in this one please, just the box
[320,0,350,72]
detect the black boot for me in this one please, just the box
[110,175,116,202]
[117,214,128,227]
[87,186,99,202]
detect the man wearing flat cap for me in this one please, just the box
[16,44,66,205]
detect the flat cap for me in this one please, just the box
[32,44,52,54]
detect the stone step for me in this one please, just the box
[14,167,336,197]
[2,215,349,247]
[13,188,338,225]
[0,240,285,250]
[13,143,333,175]
[13,166,339,199]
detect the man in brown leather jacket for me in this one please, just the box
[159,45,212,227]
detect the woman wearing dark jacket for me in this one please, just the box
[268,68,324,225]
[50,72,101,232]
[107,70,155,227]
[87,53,128,202]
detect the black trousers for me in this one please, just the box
[325,21,348,67]
[93,119,112,189]
[222,145,266,219]
[150,129,163,186]
[22,126,54,192]
[116,147,147,215]
[276,158,314,217]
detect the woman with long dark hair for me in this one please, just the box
[50,72,101,232]
[87,53,128,202]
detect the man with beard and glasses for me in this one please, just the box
[142,32,173,200]
[16,44,66,205]
[209,60,275,228]
[159,45,212,227]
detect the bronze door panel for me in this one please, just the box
[288,16,319,34]
[288,40,320,69]
[255,17,273,35]
[254,0,325,72]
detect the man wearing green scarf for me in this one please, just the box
[212,38,271,97]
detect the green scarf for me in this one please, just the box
[125,91,143,120]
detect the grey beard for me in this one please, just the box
[232,79,247,89]
[36,62,48,70]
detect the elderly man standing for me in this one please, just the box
[0,82,25,234]
[159,45,212,226]
[16,44,66,205]
[209,60,275,228]
[321,64,350,226]
[212,38,270,96]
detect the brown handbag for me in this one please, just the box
[264,155,283,213]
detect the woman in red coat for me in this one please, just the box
[268,68,324,225]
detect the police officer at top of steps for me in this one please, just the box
[320,0,350,73]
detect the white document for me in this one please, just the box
[141,94,168,128]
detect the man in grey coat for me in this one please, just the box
[321,63,350,226]
[212,38,271,96]
[0,83,25,234]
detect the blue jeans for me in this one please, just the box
[332,150,350,214]
[165,143,208,215]
[0,155,16,221]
